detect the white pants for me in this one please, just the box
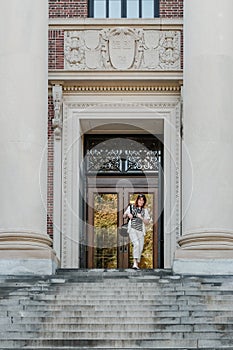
[129,227,144,262]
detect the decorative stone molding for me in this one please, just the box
[61,98,181,268]
[52,85,63,140]
[64,28,180,71]
[63,85,181,93]
[65,101,178,112]
[0,231,53,250]
[178,231,233,250]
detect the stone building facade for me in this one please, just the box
[0,0,233,275]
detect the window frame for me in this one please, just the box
[88,0,160,18]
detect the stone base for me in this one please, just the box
[0,231,60,275]
[0,258,58,275]
[173,232,233,275]
[173,249,233,275]
[0,249,60,275]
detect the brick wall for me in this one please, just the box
[49,0,183,19]
[160,0,183,18]
[49,30,64,70]
[49,0,88,18]
[47,95,54,239]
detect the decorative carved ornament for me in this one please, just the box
[63,85,181,92]
[85,138,162,175]
[64,28,180,71]
[52,85,63,140]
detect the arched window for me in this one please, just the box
[88,0,160,18]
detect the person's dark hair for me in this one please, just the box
[135,194,147,208]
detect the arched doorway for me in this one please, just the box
[81,134,164,269]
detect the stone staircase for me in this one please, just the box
[0,269,233,349]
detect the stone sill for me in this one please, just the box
[49,18,183,30]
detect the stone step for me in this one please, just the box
[5,309,187,318]
[2,306,233,317]
[1,338,233,349]
[2,322,230,334]
[0,330,232,341]
[0,316,185,325]
[2,284,232,295]
[0,338,202,348]
[0,272,233,349]
[17,297,182,308]
[0,323,194,332]
[0,305,191,313]
[5,316,233,327]
[0,348,204,350]
[2,313,233,325]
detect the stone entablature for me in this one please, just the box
[64,28,180,71]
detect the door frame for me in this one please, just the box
[56,94,181,268]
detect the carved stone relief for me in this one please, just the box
[52,85,63,140]
[64,28,180,71]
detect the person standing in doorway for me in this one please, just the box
[123,194,150,270]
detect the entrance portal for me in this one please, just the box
[82,135,163,269]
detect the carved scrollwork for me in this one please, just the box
[159,31,180,69]
[64,28,181,71]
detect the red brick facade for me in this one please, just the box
[160,0,183,18]
[49,0,183,19]
[49,0,88,18]
[49,30,64,70]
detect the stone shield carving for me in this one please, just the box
[105,28,138,70]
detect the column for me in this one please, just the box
[0,0,58,274]
[174,0,233,274]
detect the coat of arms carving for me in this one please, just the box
[64,28,180,71]
[101,28,142,70]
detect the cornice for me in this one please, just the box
[48,70,183,83]
[48,71,183,94]
[49,18,183,31]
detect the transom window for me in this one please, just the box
[88,0,159,18]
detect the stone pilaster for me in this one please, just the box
[0,0,58,274]
[174,0,233,275]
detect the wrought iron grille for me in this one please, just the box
[84,136,163,175]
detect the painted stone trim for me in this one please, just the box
[64,28,180,71]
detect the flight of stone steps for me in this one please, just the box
[0,269,233,349]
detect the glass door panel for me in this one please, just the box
[93,193,118,268]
